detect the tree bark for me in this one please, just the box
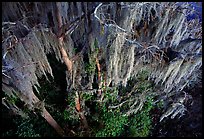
[59,41,73,72]
[55,2,89,131]
[31,92,66,137]
[96,57,102,95]
[75,91,89,130]
[55,2,73,74]
[41,108,66,137]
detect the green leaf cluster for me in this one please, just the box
[85,38,99,74]
[128,96,154,137]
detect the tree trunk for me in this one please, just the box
[59,42,73,73]
[96,57,102,95]
[75,91,89,130]
[55,2,73,74]
[41,108,66,137]
[31,92,66,137]
[55,2,89,131]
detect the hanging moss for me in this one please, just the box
[2,2,202,137]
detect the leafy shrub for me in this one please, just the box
[91,70,154,137]
[63,93,79,125]
[85,62,96,74]
[16,121,41,137]
[2,118,41,137]
[128,96,154,137]
[95,107,128,137]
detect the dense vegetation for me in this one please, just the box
[3,70,157,137]
[2,2,202,137]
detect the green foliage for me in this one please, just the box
[3,91,20,106]
[2,118,41,137]
[2,130,15,137]
[7,95,19,104]
[137,69,150,81]
[126,71,154,137]
[73,47,78,53]
[85,62,96,74]
[103,87,118,104]
[84,87,128,137]
[65,94,76,108]
[115,70,154,137]
[2,65,155,137]
[92,38,99,51]
[63,96,77,123]
[157,99,164,109]
[89,69,155,137]
[137,80,152,93]
[118,69,151,96]
[85,38,99,74]
[15,120,41,137]
[135,70,152,93]
[95,111,128,137]
[3,74,66,137]
[82,93,94,101]
[36,76,62,104]
[63,92,79,126]
[93,101,127,137]
[128,96,154,137]
[63,109,70,120]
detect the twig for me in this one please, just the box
[108,99,130,109]
[2,22,16,26]
[94,3,132,34]
[3,51,9,60]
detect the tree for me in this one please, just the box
[2,2,202,137]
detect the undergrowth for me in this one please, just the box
[2,70,155,137]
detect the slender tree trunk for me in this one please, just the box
[55,2,73,74]
[59,41,73,72]
[31,92,66,137]
[41,108,65,137]
[55,2,89,131]
[75,91,89,130]
[96,57,102,95]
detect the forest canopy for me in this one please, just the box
[2,2,202,137]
